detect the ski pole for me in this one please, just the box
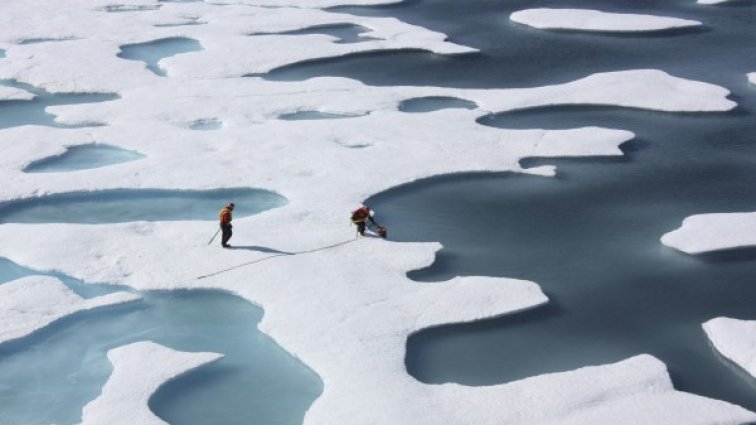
[207,227,221,245]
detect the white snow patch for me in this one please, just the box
[0,275,140,345]
[80,341,222,425]
[704,317,756,378]
[748,72,756,85]
[661,212,756,254]
[511,8,702,32]
[0,85,35,101]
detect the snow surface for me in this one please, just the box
[0,85,35,101]
[0,276,140,345]
[704,318,756,379]
[510,8,702,32]
[0,1,752,424]
[80,341,222,425]
[662,212,756,254]
[749,72,756,85]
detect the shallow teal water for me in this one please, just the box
[117,37,202,76]
[0,188,286,224]
[24,144,145,173]
[0,260,322,425]
[0,80,117,129]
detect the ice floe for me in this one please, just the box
[661,212,756,254]
[704,317,756,379]
[80,341,222,425]
[0,276,140,345]
[510,8,702,32]
[0,0,751,424]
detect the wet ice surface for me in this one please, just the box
[0,188,286,224]
[24,144,145,173]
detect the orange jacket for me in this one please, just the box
[351,207,370,223]
[219,207,233,225]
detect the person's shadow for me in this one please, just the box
[229,246,294,255]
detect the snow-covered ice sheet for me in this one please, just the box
[704,317,756,379]
[0,276,140,345]
[510,8,702,32]
[80,341,222,425]
[662,212,756,254]
[0,0,752,424]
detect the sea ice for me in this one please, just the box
[661,212,756,254]
[0,276,140,345]
[79,341,222,425]
[703,317,756,379]
[0,1,752,424]
[510,8,702,32]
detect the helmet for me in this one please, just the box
[227,202,235,209]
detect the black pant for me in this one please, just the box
[356,217,376,236]
[221,223,232,246]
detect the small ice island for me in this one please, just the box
[510,8,702,32]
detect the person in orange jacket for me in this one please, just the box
[351,204,386,238]
[219,202,235,248]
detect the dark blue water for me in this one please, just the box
[117,38,202,76]
[0,80,117,130]
[0,259,321,425]
[0,188,286,224]
[260,0,756,413]
[24,144,145,173]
